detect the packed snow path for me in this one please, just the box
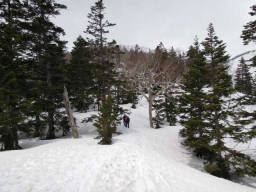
[0,102,255,192]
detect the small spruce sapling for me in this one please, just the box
[93,95,124,144]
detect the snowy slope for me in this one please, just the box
[0,99,255,192]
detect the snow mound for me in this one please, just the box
[0,99,255,192]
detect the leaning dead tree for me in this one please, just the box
[64,86,79,138]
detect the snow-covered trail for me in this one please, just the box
[0,102,255,192]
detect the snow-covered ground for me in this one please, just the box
[0,99,256,192]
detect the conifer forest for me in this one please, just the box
[1,1,256,192]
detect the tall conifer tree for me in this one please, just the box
[85,0,117,98]
[234,57,253,95]
[240,4,256,155]
[85,0,126,144]
[241,5,256,45]
[28,0,67,139]
[179,38,209,154]
[0,0,32,150]
[68,36,94,111]
[201,24,255,179]
[180,26,256,179]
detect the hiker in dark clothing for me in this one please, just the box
[123,114,130,128]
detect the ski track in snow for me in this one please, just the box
[0,101,255,192]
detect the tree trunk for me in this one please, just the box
[46,110,55,139]
[34,114,41,137]
[2,133,13,150]
[3,127,22,150]
[12,127,21,149]
[64,86,79,138]
[46,62,55,139]
[5,95,22,150]
[148,90,154,128]
[214,110,222,156]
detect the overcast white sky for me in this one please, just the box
[53,0,255,57]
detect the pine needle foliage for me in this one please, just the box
[93,95,123,145]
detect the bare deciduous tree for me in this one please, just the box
[130,50,184,128]
[117,44,186,128]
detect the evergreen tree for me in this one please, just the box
[153,92,165,129]
[85,0,127,141]
[151,43,175,128]
[0,0,32,150]
[115,83,138,106]
[179,38,209,156]
[241,5,256,45]
[85,0,115,51]
[169,47,177,58]
[201,24,233,179]
[28,0,67,139]
[234,57,253,95]
[241,4,256,149]
[164,92,177,126]
[201,23,229,83]
[201,24,256,179]
[85,0,117,98]
[68,36,94,112]
[180,27,256,179]
[251,56,256,67]
[153,90,177,128]
[93,95,123,145]
[130,90,139,109]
